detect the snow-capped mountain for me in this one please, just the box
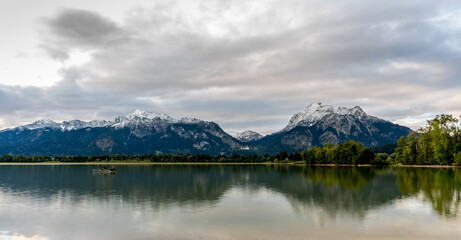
[20,119,61,130]
[11,110,204,132]
[0,110,246,155]
[112,109,174,127]
[8,119,113,132]
[14,119,109,131]
[0,105,412,156]
[254,103,412,153]
[8,110,214,138]
[228,130,264,142]
[283,102,370,132]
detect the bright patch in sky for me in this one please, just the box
[0,53,60,87]
[65,50,93,67]
[0,50,92,87]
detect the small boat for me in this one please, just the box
[92,168,116,173]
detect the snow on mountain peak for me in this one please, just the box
[23,119,60,130]
[34,119,56,124]
[180,117,205,124]
[110,110,175,131]
[227,130,264,142]
[127,109,174,121]
[132,109,146,116]
[88,120,111,127]
[9,110,207,133]
[17,118,112,132]
[7,110,214,136]
[283,103,369,131]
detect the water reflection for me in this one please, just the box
[0,165,460,239]
[395,168,461,217]
[302,166,379,189]
[0,165,460,217]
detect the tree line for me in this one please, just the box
[0,141,385,165]
[301,141,384,165]
[0,142,379,165]
[0,152,302,163]
[395,114,461,166]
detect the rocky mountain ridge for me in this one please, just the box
[255,103,412,153]
[228,130,264,142]
[0,104,412,155]
[0,110,247,155]
[283,102,370,131]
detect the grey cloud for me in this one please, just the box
[0,79,151,128]
[2,0,461,132]
[41,8,129,61]
[40,45,69,62]
[100,4,458,92]
[45,8,125,47]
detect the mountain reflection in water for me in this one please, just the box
[0,165,460,240]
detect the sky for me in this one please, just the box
[1,0,461,134]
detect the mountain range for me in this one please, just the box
[0,103,412,155]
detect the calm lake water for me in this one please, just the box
[0,165,460,240]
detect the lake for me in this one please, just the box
[0,164,460,240]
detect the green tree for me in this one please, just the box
[396,114,461,165]
[395,136,408,164]
[2,154,14,162]
[405,132,419,165]
[356,147,375,165]
[453,152,461,166]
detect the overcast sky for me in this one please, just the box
[1,0,461,134]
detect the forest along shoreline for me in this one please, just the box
[0,162,460,168]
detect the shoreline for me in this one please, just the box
[0,161,305,166]
[392,164,461,168]
[0,162,460,168]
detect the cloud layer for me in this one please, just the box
[1,0,461,133]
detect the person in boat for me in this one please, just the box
[101,167,108,171]
[110,166,116,171]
